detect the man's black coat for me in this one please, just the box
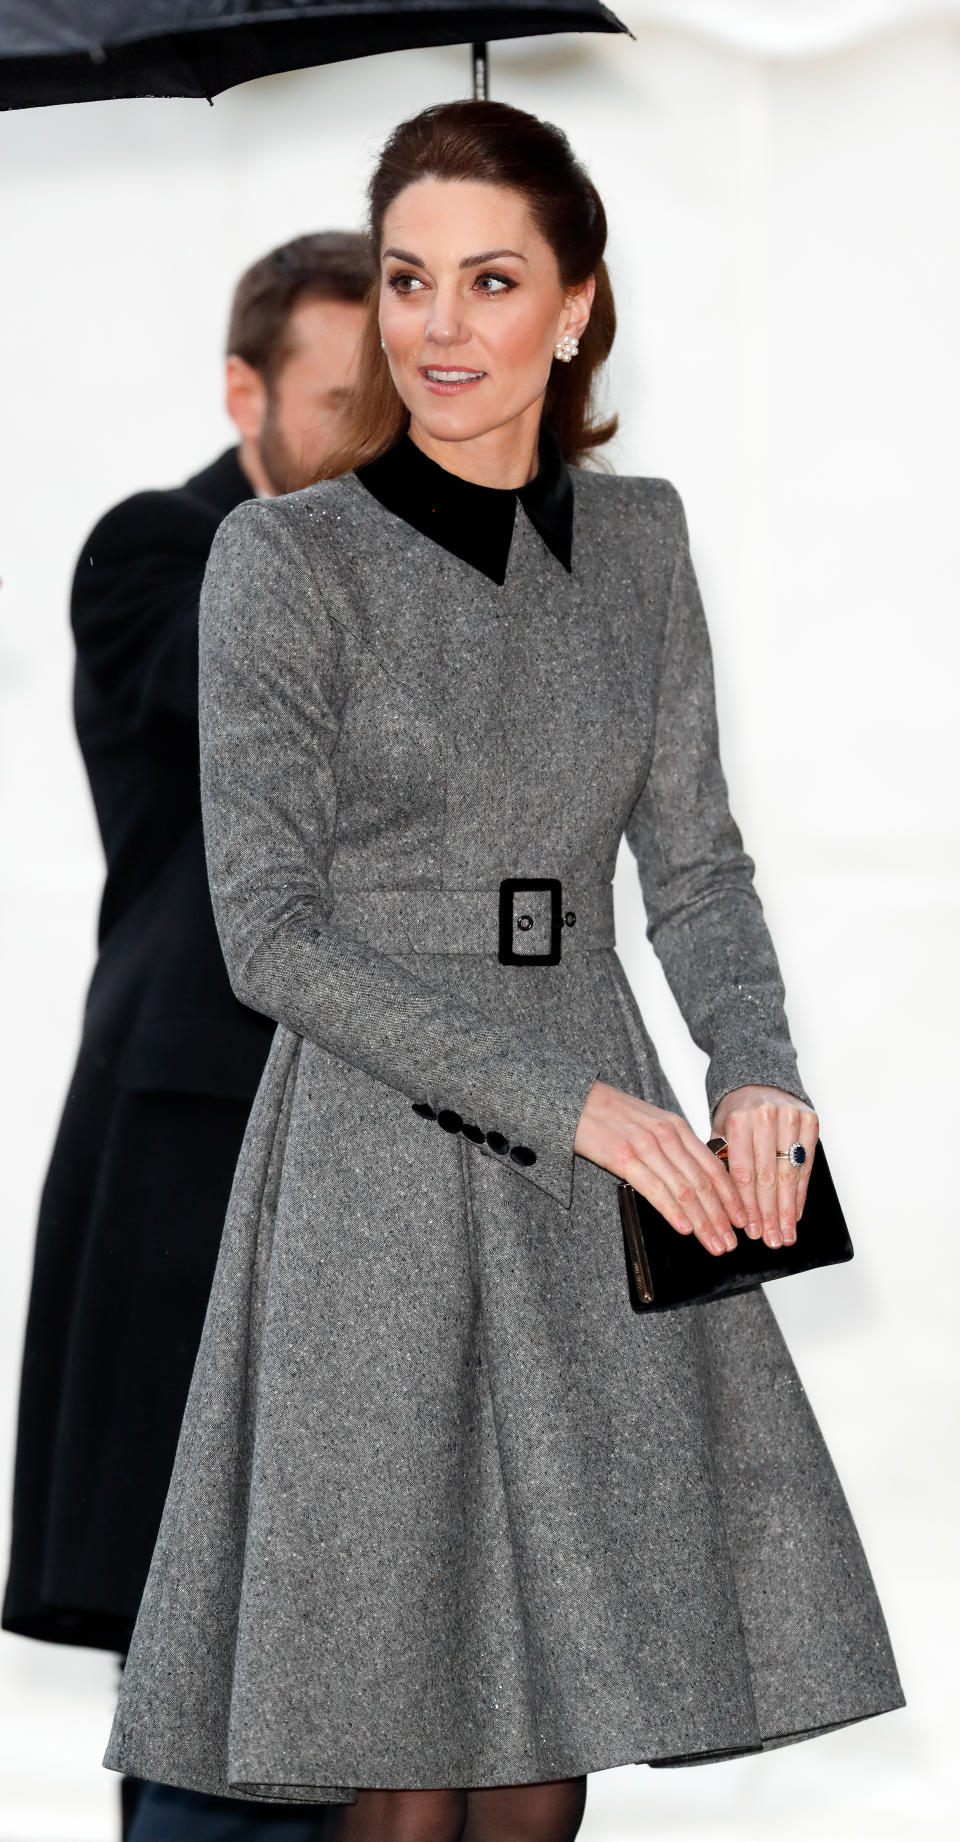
[3,448,276,1651]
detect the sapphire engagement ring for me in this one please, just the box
[776,1142,806,1168]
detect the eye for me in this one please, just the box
[386,271,426,294]
[475,272,515,295]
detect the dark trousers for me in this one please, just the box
[124,1780,341,1841]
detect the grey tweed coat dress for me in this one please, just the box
[104,426,904,1805]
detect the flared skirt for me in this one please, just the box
[104,947,904,1802]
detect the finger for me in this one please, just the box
[624,1138,734,1257]
[656,1114,750,1246]
[658,1133,743,1252]
[625,1144,729,1255]
[664,1115,748,1229]
[725,1113,762,1239]
[623,1149,713,1250]
[753,1103,781,1247]
[776,1105,803,1244]
[795,1109,820,1220]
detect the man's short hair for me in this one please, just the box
[226,231,375,383]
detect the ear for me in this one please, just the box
[225,355,268,442]
[559,273,596,346]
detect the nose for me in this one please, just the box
[424,282,469,349]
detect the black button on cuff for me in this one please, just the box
[416,1109,534,1165]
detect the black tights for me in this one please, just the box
[329,1776,587,1842]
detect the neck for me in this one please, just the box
[236,436,275,498]
[407,397,543,490]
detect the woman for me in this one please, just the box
[105,100,904,1840]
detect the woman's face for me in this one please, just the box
[378,177,593,450]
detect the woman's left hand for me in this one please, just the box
[710,1087,819,1249]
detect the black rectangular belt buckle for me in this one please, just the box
[498,877,563,966]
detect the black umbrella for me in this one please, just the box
[0,2,629,111]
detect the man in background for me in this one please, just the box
[3,231,374,1841]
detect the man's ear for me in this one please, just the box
[225,355,267,442]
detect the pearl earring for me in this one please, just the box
[380,336,386,351]
[554,333,579,362]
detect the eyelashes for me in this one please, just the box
[474,274,516,296]
[386,271,517,297]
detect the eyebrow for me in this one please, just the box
[382,246,528,270]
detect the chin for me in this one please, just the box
[412,400,519,446]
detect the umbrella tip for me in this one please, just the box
[471,42,488,101]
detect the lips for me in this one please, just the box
[418,365,486,395]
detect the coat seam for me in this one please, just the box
[271,497,450,766]
[272,503,451,892]
[227,1039,305,1775]
[455,1139,545,1774]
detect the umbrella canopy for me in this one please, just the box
[0,1,629,110]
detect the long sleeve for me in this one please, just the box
[197,499,599,1209]
[72,493,211,729]
[624,487,811,1116]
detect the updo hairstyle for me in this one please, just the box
[314,98,617,477]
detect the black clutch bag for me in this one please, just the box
[617,1139,853,1312]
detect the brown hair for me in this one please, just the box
[226,231,376,384]
[314,100,617,478]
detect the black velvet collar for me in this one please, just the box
[354,421,574,586]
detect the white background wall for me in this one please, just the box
[1,6,958,1838]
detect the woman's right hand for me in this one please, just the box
[573,1080,747,1256]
